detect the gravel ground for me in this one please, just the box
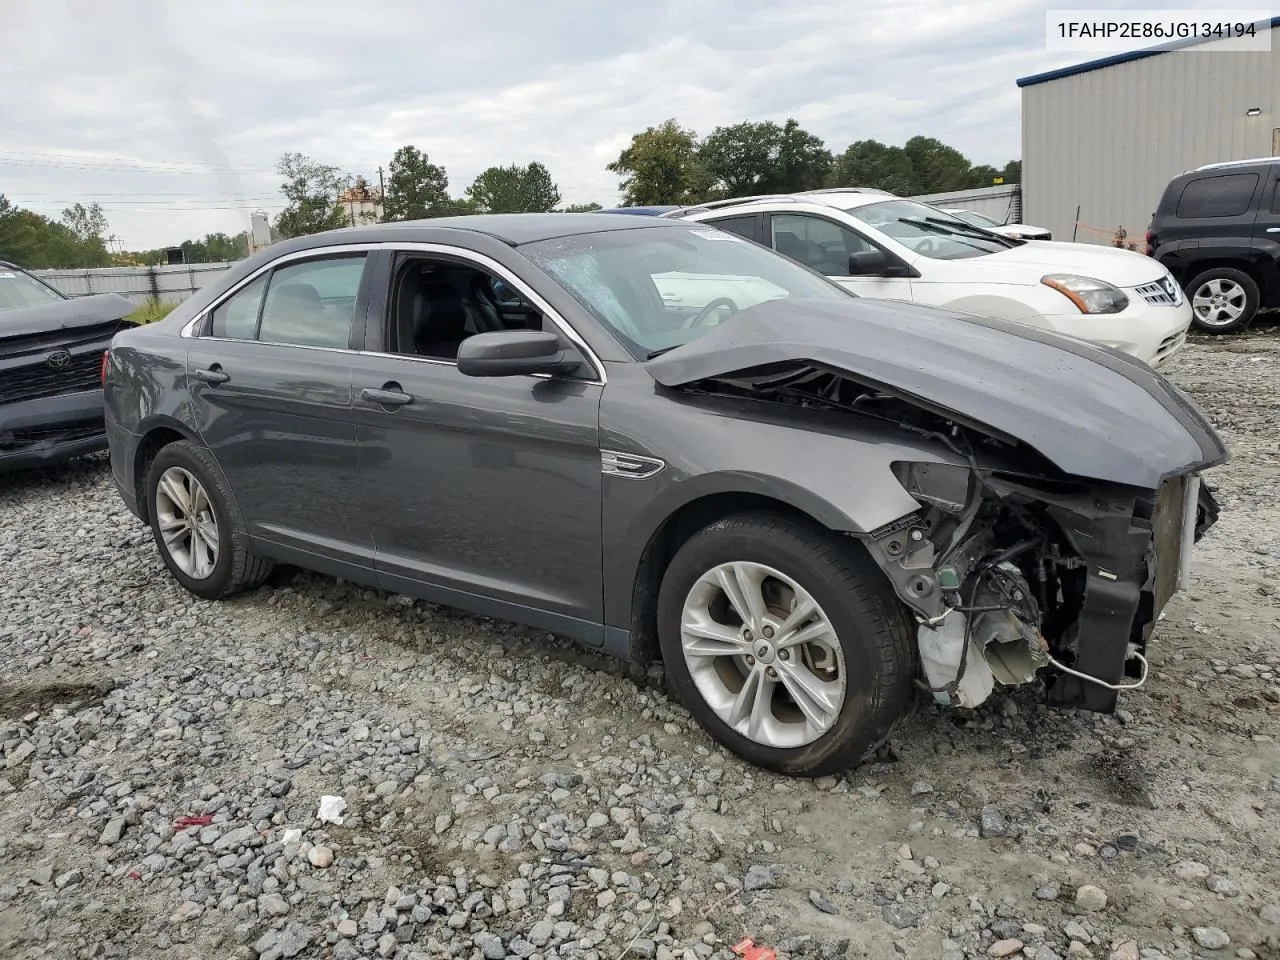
[1,327,1278,960]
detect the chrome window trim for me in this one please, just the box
[181,240,607,384]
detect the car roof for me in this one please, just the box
[274,213,692,251]
[670,190,898,218]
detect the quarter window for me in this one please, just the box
[257,256,367,348]
[707,215,759,242]
[208,274,266,339]
[1176,173,1259,219]
[769,214,872,276]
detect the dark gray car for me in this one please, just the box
[103,214,1227,776]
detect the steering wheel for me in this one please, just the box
[684,297,739,329]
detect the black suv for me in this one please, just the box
[1147,158,1280,333]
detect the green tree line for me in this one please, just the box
[1,120,1018,265]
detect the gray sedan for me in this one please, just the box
[103,214,1226,776]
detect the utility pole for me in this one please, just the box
[377,166,386,220]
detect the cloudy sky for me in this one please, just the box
[0,0,1209,248]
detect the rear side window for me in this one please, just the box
[209,274,266,339]
[708,215,759,242]
[1176,173,1259,218]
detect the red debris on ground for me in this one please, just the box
[732,938,778,960]
[173,815,213,830]
[126,870,142,881]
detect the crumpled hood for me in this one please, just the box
[645,297,1227,489]
[0,293,137,343]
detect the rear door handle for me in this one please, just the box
[361,386,413,407]
[1267,227,1280,233]
[193,366,229,385]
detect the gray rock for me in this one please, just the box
[881,903,922,929]
[258,893,289,917]
[253,923,314,960]
[528,918,555,946]
[1206,875,1240,896]
[1260,904,1280,924]
[1192,927,1230,950]
[476,933,506,960]
[1035,884,1060,901]
[980,805,1007,838]
[744,864,781,891]
[808,889,838,914]
[1075,885,1107,912]
[99,817,127,846]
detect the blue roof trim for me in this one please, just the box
[1016,16,1280,87]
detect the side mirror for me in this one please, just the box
[456,330,583,378]
[848,250,895,276]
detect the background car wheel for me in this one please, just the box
[1186,267,1259,333]
[145,440,272,601]
[656,512,915,777]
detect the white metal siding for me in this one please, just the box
[32,263,234,305]
[1023,28,1279,244]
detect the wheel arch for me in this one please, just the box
[131,417,204,523]
[1177,258,1266,297]
[626,491,851,665]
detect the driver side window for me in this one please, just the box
[770,214,871,277]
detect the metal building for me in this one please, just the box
[1018,17,1280,245]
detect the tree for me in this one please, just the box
[607,119,709,206]
[699,120,783,197]
[559,202,602,212]
[771,120,833,193]
[1002,160,1022,184]
[968,164,1002,188]
[61,202,109,243]
[901,136,974,194]
[829,140,918,195]
[466,161,562,213]
[383,145,452,221]
[273,152,351,238]
[0,195,112,268]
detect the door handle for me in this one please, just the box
[361,386,413,407]
[1267,227,1280,233]
[193,366,229,385]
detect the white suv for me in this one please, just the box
[669,190,1192,367]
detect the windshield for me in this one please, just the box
[0,265,65,312]
[846,199,1014,260]
[522,224,855,357]
[949,210,1002,228]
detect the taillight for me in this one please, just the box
[100,350,110,386]
[1143,229,1155,256]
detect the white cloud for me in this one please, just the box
[0,0,1174,248]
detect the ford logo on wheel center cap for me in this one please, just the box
[46,350,72,370]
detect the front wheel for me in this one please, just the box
[1187,267,1259,333]
[656,512,915,777]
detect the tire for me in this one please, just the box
[145,440,272,601]
[656,512,915,777]
[1186,267,1259,333]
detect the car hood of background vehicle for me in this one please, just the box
[645,298,1227,489]
[977,240,1166,286]
[0,293,137,343]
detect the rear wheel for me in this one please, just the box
[656,512,914,776]
[1187,267,1259,333]
[145,440,272,600]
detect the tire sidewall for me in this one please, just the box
[146,443,236,599]
[657,520,903,776]
[1188,268,1258,333]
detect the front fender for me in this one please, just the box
[600,387,965,629]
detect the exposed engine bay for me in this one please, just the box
[679,361,1222,713]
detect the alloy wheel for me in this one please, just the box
[679,561,845,748]
[154,466,220,579]
[1191,278,1247,328]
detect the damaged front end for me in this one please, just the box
[671,359,1224,714]
[868,459,1218,712]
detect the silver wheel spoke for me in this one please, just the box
[714,562,767,629]
[776,617,837,651]
[726,667,773,740]
[197,517,219,553]
[682,617,746,657]
[158,473,190,515]
[776,661,841,731]
[775,593,818,636]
